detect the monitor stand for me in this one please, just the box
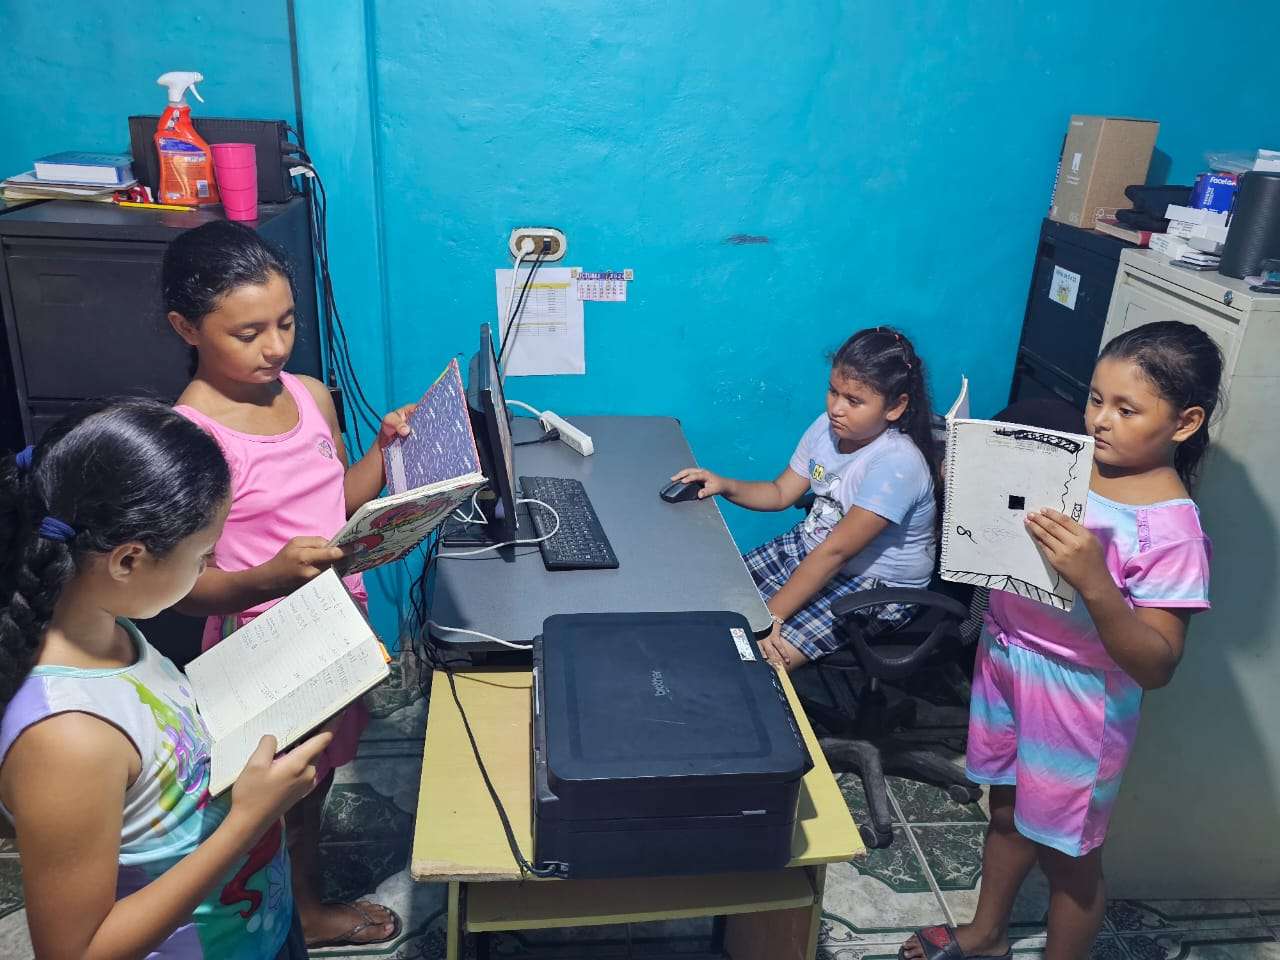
[440,499,533,548]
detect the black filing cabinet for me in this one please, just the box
[0,301,21,452]
[0,198,321,666]
[1009,219,1134,409]
[0,197,320,443]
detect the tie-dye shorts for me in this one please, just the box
[965,631,1143,857]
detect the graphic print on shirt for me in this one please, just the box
[123,673,210,815]
[803,457,845,542]
[807,457,841,486]
[220,821,287,929]
[124,667,289,950]
[803,494,845,542]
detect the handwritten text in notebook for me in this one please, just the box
[184,570,389,794]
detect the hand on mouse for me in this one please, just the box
[669,467,730,499]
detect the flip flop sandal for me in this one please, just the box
[306,900,403,950]
[899,925,1013,960]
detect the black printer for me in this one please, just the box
[531,611,813,879]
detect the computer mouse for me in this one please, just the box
[660,479,705,503]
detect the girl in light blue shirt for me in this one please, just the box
[673,327,938,669]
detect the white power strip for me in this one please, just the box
[540,411,594,457]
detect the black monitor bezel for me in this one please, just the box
[472,322,519,542]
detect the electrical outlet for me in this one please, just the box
[509,227,567,261]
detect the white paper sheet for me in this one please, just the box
[494,267,584,376]
[1050,265,1081,311]
[940,416,1094,611]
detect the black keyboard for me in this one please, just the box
[518,476,619,571]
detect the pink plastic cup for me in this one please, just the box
[211,143,258,220]
[219,185,259,222]
[211,141,255,167]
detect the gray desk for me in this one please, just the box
[429,416,770,649]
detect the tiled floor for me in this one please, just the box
[821,770,1280,960]
[0,655,1277,959]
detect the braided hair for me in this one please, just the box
[1098,321,1223,488]
[831,326,939,494]
[0,400,230,712]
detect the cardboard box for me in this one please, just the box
[1049,115,1159,230]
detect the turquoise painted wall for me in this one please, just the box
[5,1,1279,643]
[0,6,296,178]
[293,0,1280,619]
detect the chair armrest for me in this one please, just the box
[830,586,970,681]
[831,588,968,621]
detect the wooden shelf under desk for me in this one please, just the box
[466,867,815,932]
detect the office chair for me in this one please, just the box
[802,396,1085,849]
[803,577,981,848]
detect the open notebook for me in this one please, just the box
[939,377,1094,611]
[329,359,486,574]
[185,569,389,795]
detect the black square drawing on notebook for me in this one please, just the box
[1008,495,1026,510]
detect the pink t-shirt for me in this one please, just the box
[176,372,368,650]
[985,491,1212,671]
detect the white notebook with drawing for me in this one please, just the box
[184,569,390,795]
[939,377,1094,611]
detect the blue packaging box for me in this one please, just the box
[1191,172,1238,212]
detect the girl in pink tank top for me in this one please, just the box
[165,221,413,951]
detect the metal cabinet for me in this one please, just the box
[0,198,320,443]
[1009,219,1134,409]
[1101,248,1280,898]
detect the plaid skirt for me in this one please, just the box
[743,524,914,661]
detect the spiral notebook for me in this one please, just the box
[382,358,480,494]
[939,378,1093,611]
[329,359,485,574]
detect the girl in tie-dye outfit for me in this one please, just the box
[0,401,331,959]
[901,321,1222,960]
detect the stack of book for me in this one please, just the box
[1149,233,1221,269]
[1164,204,1229,250]
[2,151,137,205]
[1150,204,1229,270]
[1092,185,1195,247]
[1094,217,1155,246]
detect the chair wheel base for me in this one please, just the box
[860,823,894,849]
[947,783,982,804]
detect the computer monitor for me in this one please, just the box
[465,322,519,543]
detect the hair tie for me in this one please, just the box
[36,516,76,543]
[15,445,34,473]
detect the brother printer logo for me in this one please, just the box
[650,670,672,698]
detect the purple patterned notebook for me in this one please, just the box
[383,358,481,495]
[329,359,485,574]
